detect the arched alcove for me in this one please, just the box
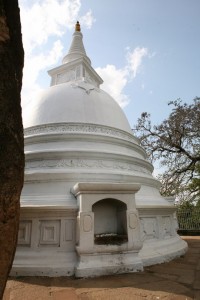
[92,198,128,245]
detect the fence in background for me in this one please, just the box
[177,208,200,233]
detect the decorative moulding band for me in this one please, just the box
[24,123,138,144]
[25,158,152,175]
[23,173,161,190]
[137,206,176,213]
[20,207,78,217]
[71,182,141,196]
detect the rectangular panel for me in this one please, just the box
[162,216,172,238]
[140,217,158,240]
[39,220,60,246]
[65,219,74,241]
[18,221,32,246]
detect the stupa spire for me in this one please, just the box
[75,21,80,32]
[48,21,103,88]
[62,21,91,65]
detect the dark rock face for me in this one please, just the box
[0,0,24,298]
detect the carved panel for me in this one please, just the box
[18,221,32,246]
[65,219,74,241]
[85,70,96,85]
[39,220,60,246]
[76,65,81,79]
[83,215,92,232]
[56,69,75,84]
[140,217,158,240]
[173,213,179,232]
[129,213,138,229]
[162,216,172,238]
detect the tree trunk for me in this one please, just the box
[0,0,24,298]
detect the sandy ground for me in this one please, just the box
[3,236,200,300]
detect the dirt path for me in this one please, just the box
[3,236,200,300]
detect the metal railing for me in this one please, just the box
[177,208,200,233]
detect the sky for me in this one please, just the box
[19,0,200,128]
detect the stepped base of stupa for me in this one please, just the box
[11,202,187,278]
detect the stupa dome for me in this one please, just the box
[12,21,187,278]
[23,81,132,133]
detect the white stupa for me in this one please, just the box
[12,22,187,277]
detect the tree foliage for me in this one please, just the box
[133,98,200,202]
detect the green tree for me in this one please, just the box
[0,0,24,298]
[133,98,200,203]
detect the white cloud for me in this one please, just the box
[80,9,96,29]
[19,0,95,107]
[96,65,129,108]
[22,40,63,106]
[126,47,148,78]
[95,47,150,108]
[23,40,63,88]
[20,0,81,54]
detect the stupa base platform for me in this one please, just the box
[75,251,143,278]
[10,250,76,277]
[139,235,188,267]
[11,235,187,277]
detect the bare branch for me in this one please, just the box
[134,98,200,200]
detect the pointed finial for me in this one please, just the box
[75,21,81,32]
